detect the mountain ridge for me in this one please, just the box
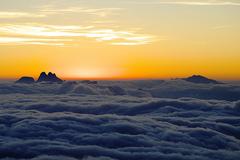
[16,72,63,83]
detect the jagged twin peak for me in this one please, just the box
[37,72,63,83]
[16,72,63,84]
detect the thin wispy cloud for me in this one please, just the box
[0,4,153,46]
[0,37,70,46]
[0,24,155,46]
[40,7,123,17]
[212,25,232,30]
[0,12,46,19]
[157,1,240,6]
[127,0,240,6]
[0,6,122,20]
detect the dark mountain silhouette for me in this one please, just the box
[37,72,48,82]
[37,72,63,83]
[183,75,220,84]
[16,77,35,84]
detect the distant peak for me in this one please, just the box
[16,76,35,84]
[40,72,47,76]
[37,72,63,83]
[48,72,54,75]
[183,75,221,84]
[191,75,205,78]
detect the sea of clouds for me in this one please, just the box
[0,80,240,160]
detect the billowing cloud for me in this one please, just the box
[0,86,240,159]
[0,24,155,46]
[1,80,239,101]
[0,80,240,159]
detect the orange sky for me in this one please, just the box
[0,0,240,80]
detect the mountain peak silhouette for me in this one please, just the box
[37,72,63,83]
[183,75,220,84]
[16,77,35,84]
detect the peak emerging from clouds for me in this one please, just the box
[183,75,221,84]
[16,77,35,84]
[37,72,63,83]
[9,77,240,101]
[16,72,63,84]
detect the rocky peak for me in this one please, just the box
[48,72,55,77]
[37,72,63,83]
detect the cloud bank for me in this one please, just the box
[1,80,239,101]
[0,80,240,159]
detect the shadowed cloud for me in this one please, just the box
[0,79,240,159]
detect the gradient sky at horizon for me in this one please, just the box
[0,0,240,80]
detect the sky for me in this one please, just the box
[0,0,240,80]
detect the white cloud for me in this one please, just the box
[111,41,149,46]
[0,37,71,46]
[0,4,155,46]
[0,24,155,46]
[0,11,46,19]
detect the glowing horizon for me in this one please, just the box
[0,0,240,80]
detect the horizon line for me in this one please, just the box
[1,76,240,82]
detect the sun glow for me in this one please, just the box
[0,0,240,80]
[59,67,124,80]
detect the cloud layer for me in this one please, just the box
[1,80,240,101]
[0,80,240,159]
